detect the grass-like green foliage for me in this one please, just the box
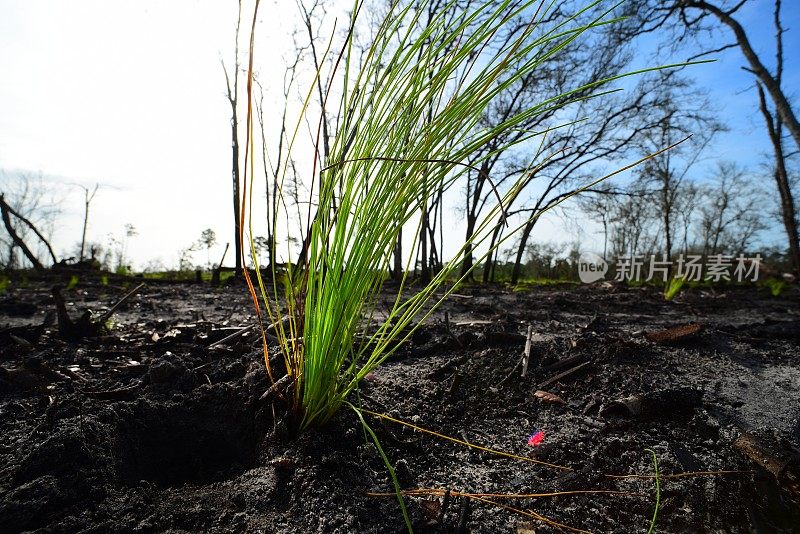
[349,403,411,524]
[66,275,80,291]
[513,278,581,291]
[645,448,661,534]
[244,0,682,431]
[663,276,685,301]
[764,278,787,297]
[140,270,236,283]
[0,275,9,294]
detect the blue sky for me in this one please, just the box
[0,0,797,267]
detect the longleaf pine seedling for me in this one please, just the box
[240,0,692,431]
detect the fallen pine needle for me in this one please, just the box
[358,407,572,471]
[605,469,752,480]
[366,488,646,499]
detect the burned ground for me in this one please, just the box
[1,278,799,533]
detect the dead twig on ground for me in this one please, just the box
[80,383,141,401]
[443,312,463,348]
[209,324,256,348]
[734,432,800,503]
[259,373,293,402]
[538,361,592,390]
[51,283,145,341]
[521,324,533,378]
[98,283,146,324]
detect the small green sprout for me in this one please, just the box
[764,278,787,297]
[663,276,685,301]
[645,448,661,534]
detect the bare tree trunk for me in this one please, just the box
[482,219,504,283]
[230,96,242,276]
[255,87,272,264]
[511,219,535,284]
[758,84,800,275]
[662,180,674,281]
[662,186,672,261]
[79,184,99,262]
[750,0,800,275]
[392,229,403,282]
[419,205,430,283]
[426,195,441,273]
[223,0,243,277]
[460,162,490,278]
[299,1,331,165]
[460,214,477,279]
[438,181,444,271]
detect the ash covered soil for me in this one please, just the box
[1,277,800,533]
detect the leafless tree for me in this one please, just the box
[255,54,299,269]
[417,0,486,282]
[674,181,701,255]
[76,183,100,262]
[0,172,60,270]
[633,76,722,265]
[698,162,767,256]
[501,71,686,284]
[253,0,326,269]
[586,162,764,262]
[379,0,480,282]
[523,241,565,280]
[222,0,243,276]
[107,223,138,273]
[297,0,333,168]
[607,184,656,258]
[444,3,697,284]
[623,0,800,273]
[577,183,623,262]
[755,0,799,274]
[278,0,353,269]
[252,235,270,266]
[198,228,217,269]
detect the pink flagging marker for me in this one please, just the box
[527,430,545,446]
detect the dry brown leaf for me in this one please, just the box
[645,322,702,344]
[418,498,442,522]
[534,390,566,405]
